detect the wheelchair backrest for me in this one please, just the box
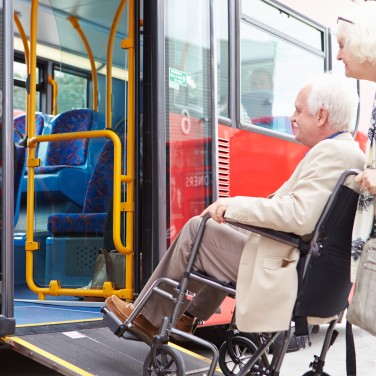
[294,169,360,318]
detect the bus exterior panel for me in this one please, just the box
[218,124,308,198]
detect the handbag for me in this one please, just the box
[91,249,125,289]
[347,238,376,336]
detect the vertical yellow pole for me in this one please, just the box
[48,74,58,115]
[25,0,41,296]
[125,0,135,299]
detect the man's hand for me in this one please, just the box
[200,198,231,223]
[355,169,376,194]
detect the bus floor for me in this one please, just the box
[1,285,223,375]
[2,325,223,376]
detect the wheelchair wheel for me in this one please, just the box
[302,372,330,376]
[219,335,264,375]
[143,344,185,376]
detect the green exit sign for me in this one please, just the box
[169,67,187,89]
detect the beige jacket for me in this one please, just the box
[224,133,365,333]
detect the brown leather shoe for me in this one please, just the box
[105,295,134,322]
[132,314,159,345]
[105,295,158,345]
[169,314,196,342]
[175,314,195,334]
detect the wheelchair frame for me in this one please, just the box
[102,169,360,376]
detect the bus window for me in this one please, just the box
[53,67,89,113]
[242,0,323,50]
[166,0,212,243]
[240,0,325,134]
[13,59,42,113]
[214,0,229,120]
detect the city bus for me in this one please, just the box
[0,0,371,374]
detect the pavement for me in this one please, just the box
[280,320,376,375]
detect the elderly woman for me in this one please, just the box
[336,1,376,281]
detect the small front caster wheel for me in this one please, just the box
[219,335,264,375]
[302,371,330,376]
[143,344,185,376]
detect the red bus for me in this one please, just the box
[0,0,369,373]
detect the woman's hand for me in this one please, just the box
[200,198,231,223]
[355,169,376,194]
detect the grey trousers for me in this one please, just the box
[135,216,248,327]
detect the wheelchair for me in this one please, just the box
[102,169,360,376]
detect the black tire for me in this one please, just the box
[219,336,264,375]
[302,371,330,376]
[143,344,185,376]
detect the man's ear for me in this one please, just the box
[317,107,329,127]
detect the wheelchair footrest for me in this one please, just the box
[101,306,142,342]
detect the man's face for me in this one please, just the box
[291,86,318,148]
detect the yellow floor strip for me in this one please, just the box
[16,317,101,328]
[2,336,93,376]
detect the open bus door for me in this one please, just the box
[0,0,17,337]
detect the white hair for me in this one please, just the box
[305,73,359,132]
[335,2,376,64]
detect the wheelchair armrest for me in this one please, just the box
[224,169,361,256]
[225,218,310,254]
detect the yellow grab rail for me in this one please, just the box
[47,74,58,115]
[106,0,126,129]
[14,12,29,65]
[23,0,136,301]
[25,0,39,258]
[25,129,133,300]
[121,0,135,293]
[67,16,99,112]
[14,12,30,123]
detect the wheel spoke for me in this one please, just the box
[143,345,185,376]
[219,336,264,376]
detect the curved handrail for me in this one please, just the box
[67,16,99,111]
[14,12,29,65]
[106,0,126,129]
[14,12,30,134]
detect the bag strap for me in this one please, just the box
[346,319,357,376]
[102,250,114,282]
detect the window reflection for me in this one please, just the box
[240,21,323,134]
[165,0,212,244]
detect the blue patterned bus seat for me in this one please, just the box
[47,120,125,236]
[35,109,94,174]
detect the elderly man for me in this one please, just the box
[105,73,365,344]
